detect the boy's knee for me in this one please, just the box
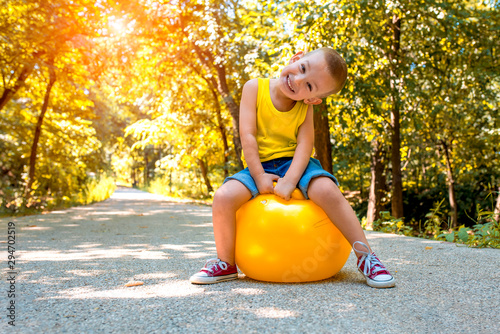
[213,186,232,206]
[309,177,343,201]
[213,181,250,210]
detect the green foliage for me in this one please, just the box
[369,211,414,237]
[445,198,500,248]
[146,176,202,200]
[467,221,500,249]
[368,194,500,248]
[78,175,116,205]
[438,220,500,249]
[0,174,116,217]
[422,198,450,239]
[146,171,220,201]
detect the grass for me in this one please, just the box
[0,175,117,217]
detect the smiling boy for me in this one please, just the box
[190,48,396,289]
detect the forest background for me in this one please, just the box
[1,0,499,246]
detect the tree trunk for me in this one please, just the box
[213,64,243,170]
[0,52,43,111]
[210,88,229,179]
[180,21,244,170]
[198,158,213,194]
[366,140,385,228]
[144,148,149,187]
[390,101,404,219]
[188,68,232,179]
[0,63,35,111]
[25,62,56,199]
[441,140,458,228]
[313,102,333,174]
[494,187,500,223]
[389,14,404,219]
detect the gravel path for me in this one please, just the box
[1,187,499,333]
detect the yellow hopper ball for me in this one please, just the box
[235,187,351,283]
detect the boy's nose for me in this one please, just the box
[295,75,305,87]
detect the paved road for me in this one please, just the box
[1,187,499,333]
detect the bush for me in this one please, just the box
[0,174,116,217]
[438,208,500,248]
[76,175,116,205]
[365,211,414,237]
[365,195,500,249]
[145,173,219,200]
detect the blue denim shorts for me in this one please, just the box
[224,157,339,199]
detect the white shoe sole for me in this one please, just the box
[190,273,238,285]
[359,269,396,288]
[366,277,396,288]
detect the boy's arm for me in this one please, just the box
[240,79,279,194]
[274,104,315,200]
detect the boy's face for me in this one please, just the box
[279,51,336,105]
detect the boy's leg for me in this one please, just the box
[212,179,252,265]
[308,177,395,288]
[190,179,252,284]
[307,177,369,256]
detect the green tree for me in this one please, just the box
[404,0,499,227]
[1,0,119,211]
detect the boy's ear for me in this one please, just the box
[288,51,305,64]
[304,97,322,105]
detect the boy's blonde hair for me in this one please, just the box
[303,47,347,97]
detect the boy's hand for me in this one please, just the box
[255,173,280,194]
[274,178,297,201]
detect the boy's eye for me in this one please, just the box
[307,83,312,91]
[301,64,306,73]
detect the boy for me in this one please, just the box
[190,48,395,289]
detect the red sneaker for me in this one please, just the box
[190,258,238,284]
[353,241,396,288]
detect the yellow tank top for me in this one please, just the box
[255,78,309,162]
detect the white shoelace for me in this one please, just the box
[353,241,385,276]
[203,258,228,273]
